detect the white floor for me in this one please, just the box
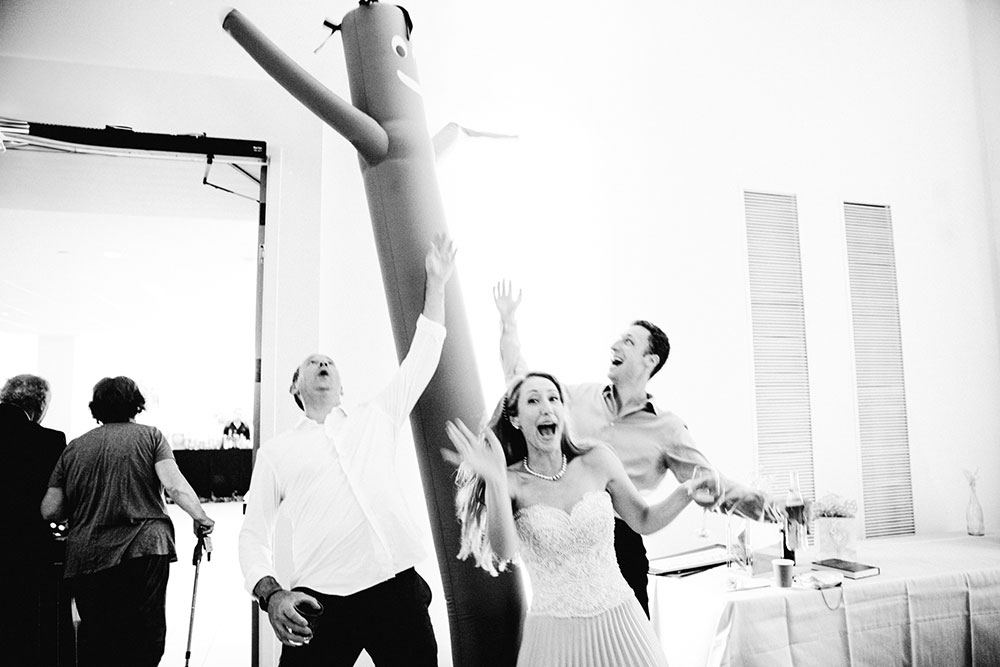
[163,501,251,667]
[160,502,454,667]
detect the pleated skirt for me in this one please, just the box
[516,596,669,667]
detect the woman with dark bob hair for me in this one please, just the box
[42,376,215,667]
[87,374,148,423]
[448,372,718,667]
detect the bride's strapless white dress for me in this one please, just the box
[514,491,668,666]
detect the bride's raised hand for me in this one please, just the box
[492,280,522,321]
[445,419,508,484]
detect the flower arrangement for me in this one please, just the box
[811,494,857,519]
[812,494,859,559]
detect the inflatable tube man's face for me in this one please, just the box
[342,5,425,128]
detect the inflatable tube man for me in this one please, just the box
[223,3,524,665]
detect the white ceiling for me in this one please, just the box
[0,0,356,81]
[0,147,259,337]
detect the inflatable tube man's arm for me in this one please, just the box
[222,9,389,164]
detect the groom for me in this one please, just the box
[494,281,776,615]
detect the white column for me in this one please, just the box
[37,334,75,435]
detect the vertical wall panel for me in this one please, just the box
[744,191,816,502]
[845,202,914,538]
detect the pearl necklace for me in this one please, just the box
[522,454,568,481]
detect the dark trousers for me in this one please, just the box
[6,559,73,667]
[614,518,650,617]
[71,555,171,667]
[279,568,437,667]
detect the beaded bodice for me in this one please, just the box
[514,491,633,617]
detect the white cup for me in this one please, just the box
[773,558,794,588]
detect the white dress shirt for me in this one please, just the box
[239,315,446,596]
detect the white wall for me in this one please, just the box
[312,0,1000,558]
[318,0,1000,537]
[405,0,1000,536]
[3,0,1000,664]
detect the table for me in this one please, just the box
[650,533,1000,667]
[173,449,252,500]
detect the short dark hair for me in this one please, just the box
[289,367,303,411]
[633,320,670,378]
[89,376,146,424]
[1,374,50,422]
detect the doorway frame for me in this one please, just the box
[3,119,268,665]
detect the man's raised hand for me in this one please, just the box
[426,233,457,286]
[493,279,522,322]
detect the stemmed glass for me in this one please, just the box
[691,465,723,538]
[725,504,752,574]
[723,475,768,576]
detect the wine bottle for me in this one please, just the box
[783,471,806,561]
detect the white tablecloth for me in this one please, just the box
[650,533,1000,667]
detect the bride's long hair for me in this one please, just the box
[454,371,588,575]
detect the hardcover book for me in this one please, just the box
[649,544,729,577]
[811,557,880,579]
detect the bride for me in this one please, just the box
[447,372,717,666]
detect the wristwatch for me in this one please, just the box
[258,588,282,613]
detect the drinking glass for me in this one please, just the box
[691,465,722,537]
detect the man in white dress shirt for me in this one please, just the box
[239,235,456,666]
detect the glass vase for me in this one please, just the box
[967,485,985,536]
[815,517,859,560]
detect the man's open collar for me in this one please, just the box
[603,384,657,415]
[294,404,349,429]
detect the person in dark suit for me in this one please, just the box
[1,373,68,667]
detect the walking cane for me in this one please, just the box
[184,527,212,667]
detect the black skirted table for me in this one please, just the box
[173,449,252,500]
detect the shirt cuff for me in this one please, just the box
[416,313,447,341]
[243,565,279,596]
